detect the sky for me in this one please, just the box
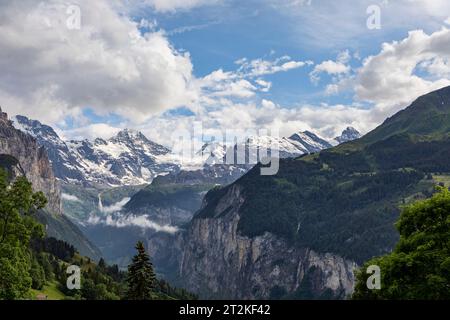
[1,0,450,148]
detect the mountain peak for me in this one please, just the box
[359,85,450,145]
[334,127,361,144]
[112,128,147,142]
[289,131,332,153]
[13,115,63,146]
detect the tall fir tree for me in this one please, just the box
[125,241,156,300]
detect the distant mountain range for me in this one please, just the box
[13,115,360,187]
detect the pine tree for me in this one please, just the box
[98,258,106,270]
[125,241,156,300]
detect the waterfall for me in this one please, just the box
[98,193,104,212]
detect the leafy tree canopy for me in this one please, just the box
[353,187,450,300]
[0,169,47,299]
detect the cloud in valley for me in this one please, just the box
[88,214,179,234]
[61,193,82,203]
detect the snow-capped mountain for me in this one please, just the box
[13,115,361,187]
[333,127,361,145]
[13,116,179,186]
[288,131,333,153]
[197,141,227,165]
[198,130,335,165]
[13,115,88,183]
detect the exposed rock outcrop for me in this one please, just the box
[0,107,101,259]
[180,185,357,299]
[0,107,61,214]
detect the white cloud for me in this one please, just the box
[310,61,350,84]
[196,56,312,99]
[446,17,450,25]
[355,28,450,117]
[138,99,373,151]
[143,0,222,12]
[266,0,312,9]
[236,56,313,77]
[271,0,450,48]
[88,213,179,234]
[255,79,272,92]
[420,57,450,78]
[0,0,197,124]
[61,193,82,203]
[99,197,131,214]
[61,123,122,141]
[310,50,351,85]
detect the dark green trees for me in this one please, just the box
[126,241,156,300]
[353,188,450,299]
[0,169,47,299]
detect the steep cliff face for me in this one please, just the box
[0,108,101,259]
[0,108,61,214]
[180,185,356,299]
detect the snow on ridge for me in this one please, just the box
[12,114,360,187]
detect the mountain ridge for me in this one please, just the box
[13,115,360,187]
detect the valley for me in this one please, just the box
[2,86,450,299]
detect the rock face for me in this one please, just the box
[0,108,61,215]
[334,127,361,145]
[180,185,356,299]
[0,154,25,180]
[0,108,101,259]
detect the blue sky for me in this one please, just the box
[1,0,450,144]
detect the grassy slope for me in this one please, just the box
[30,281,66,300]
[125,183,213,213]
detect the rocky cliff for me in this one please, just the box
[0,108,61,214]
[180,185,356,299]
[0,107,101,259]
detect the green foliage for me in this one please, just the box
[156,279,197,300]
[0,169,46,299]
[200,153,431,263]
[29,256,46,290]
[0,244,32,299]
[125,183,211,213]
[359,87,450,145]
[126,241,157,300]
[353,188,450,299]
[0,165,185,300]
[31,237,76,261]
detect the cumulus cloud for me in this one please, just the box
[355,28,450,117]
[61,123,122,141]
[196,56,312,100]
[0,0,197,124]
[310,50,351,84]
